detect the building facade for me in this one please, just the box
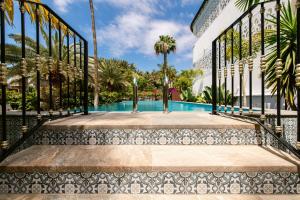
[190,0,289,109]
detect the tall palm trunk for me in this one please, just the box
[163,53,167,76]
[89,0,99,107]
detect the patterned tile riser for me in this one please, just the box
[0,172,299,194]
[34,129,262,145]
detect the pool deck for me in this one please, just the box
[43,112,257,129]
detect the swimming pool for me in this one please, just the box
[89,101,247,112]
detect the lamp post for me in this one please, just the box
[133,77,138,113]
[163,76,169,113]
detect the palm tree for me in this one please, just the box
[235,0,260,11]
[154,35,176,76]
[88,0,99,108]
[265,1,297,110]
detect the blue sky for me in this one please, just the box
[12,0,203,72]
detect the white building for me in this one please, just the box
[190,0,289,109]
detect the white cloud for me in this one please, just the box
[53,0,78,12]
[98,12,195,59]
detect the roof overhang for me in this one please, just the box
[190,0,209,33]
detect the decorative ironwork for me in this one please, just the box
[295,64,300,87]
[48,57,54,71]
[248,56,253,71]
[0,1,4,11]
[275,59,283,78]
[20,58,27,77]
[260,55,267,73]
[275,126,283,135]
[35,55,41,71]
[239,60,244,74]
[218,69,222,80]
[224,67,227,78]
[0,63,7,85]
[21,125,28,135]
[1,140,9,150]
[230,64,234,77]
[58,61,63,75]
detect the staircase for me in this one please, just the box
[0,112,299,199]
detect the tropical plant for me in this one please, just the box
[89,0,99,107]
[154,35,176,76]
[98,58,134,93]
[201,85,238,105]
[265,1,297,110]
[174,69,203,91]
[180,88,197,102]
[235,0,260,11]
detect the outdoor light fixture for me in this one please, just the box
[133,77,138,113]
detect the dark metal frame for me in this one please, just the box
[211,0,300,153]
[0,0,89,158]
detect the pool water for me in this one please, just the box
[89,101,247,112]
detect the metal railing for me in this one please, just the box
[211,0,300,152]
[0,0,89,159]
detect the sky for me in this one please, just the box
[11,0,203,72]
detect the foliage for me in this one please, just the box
[99,91,122,104]
[174,69,203,91]
[265,2,297,110]
[180,88,197,102]
[201,85,238,105]
[1,88,37,111]
[154,35,176,75]
[154,35,176,56]
[235,0,260,11]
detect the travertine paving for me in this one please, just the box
[0,194,299,200]
[43,112,256,129]
[1,145,299,172]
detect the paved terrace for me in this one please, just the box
[43,112,257,129]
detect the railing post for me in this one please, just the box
[296,0,300,150]
[35,4,41,121]
[48,13,53,117]
[133,77,138,113]
[67,30,71,116]
[231,27,235,114]
[260,3,266,122]
[74,35,77,114]
[239,21,244,115]
[212,40,217,114]
[163,76,169,113]
[20,1,28,135]
[224,32,227,113]
[218,38,221,112]
[275,0,283,135]
[79,40,83,112]
[83,40,89,115]
[0,0,8,150]
[58,23,63,116]
[248,10,253,114]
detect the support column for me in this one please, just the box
[67,30,71,116]
[0,0,8,150]
[260,3,266,122]
[48,14,53,117]
[231,27,235,114]
[212,40,217,114]
[35,4,41,121]
[275,0,283,135]
[248,11,253,114]
[58,24,63,116]
[239,21,244,115]
[20,1,28,135]
[83,40,89,115]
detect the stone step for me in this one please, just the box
[33,113,258,146]
[0,145,299,194]
[34,128,261,145]
[1,194,300,200]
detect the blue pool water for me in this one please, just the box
[89,101,248,112]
